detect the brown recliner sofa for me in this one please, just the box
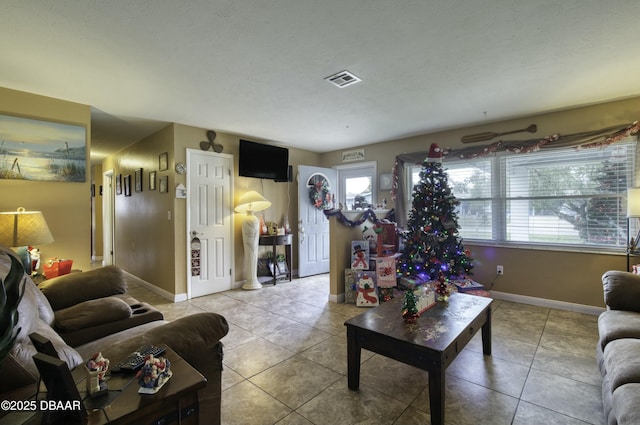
[597,270,640,425]
[0,246,228,425]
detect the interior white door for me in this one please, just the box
[187,149,233,297]
[102,170,115,266]
[298,165,336,277]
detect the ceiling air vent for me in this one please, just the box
[325,70,362,88]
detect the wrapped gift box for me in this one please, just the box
[43,259,73,278]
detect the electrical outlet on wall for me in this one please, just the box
[496,265,504,275]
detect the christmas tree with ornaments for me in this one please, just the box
[397,143,473,298]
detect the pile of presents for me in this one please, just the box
[345,238,487,308]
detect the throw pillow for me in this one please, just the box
[10,319,83,379]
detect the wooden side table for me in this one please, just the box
[92,346,205,425]
[2,346,206,425]
[259,234,293,284]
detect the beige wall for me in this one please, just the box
[102,123,322,297]
[319,96,640,308]
[102,124,176,294]
[173,125,322,291]
[0,87,92,271]
[467,244,625,307]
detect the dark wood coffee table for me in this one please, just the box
[345,292,492,425]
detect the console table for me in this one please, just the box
[259,234,293,284]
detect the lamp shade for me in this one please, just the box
[0,207,54,247]
[235,191,271,213]
[628,188,640,217]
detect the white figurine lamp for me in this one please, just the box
[235,191,271,290]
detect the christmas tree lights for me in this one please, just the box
[397,144,473,286]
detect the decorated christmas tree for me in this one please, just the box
[397,143,473,284]
[401,286,419,323]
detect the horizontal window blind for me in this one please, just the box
[441,159,494,240]
[502,143,634,246]
[410,138,637,249]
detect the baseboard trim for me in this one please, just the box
[329,292,345,303]
[136,278,184,302]
[121,270,184,302]
[489,290,605,316]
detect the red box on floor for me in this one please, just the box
[43,259,73,279]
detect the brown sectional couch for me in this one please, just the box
[0,246,228,425]
[598,270,640,425]
[37,265,165,347]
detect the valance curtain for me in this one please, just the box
[391,121,640,227]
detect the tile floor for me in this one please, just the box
[126,274,604,425]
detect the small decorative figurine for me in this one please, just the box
[435,272,452,302]
[137,354,172,394]
[85,352,109,398]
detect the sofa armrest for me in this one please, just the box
[38,266,127,310]
[99,312,229,365]
[99,312,229,425]
[142,312,229,359]
[602,270,640,312]
[144,313,229,425]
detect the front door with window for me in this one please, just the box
[298,165,336,277]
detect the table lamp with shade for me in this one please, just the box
[628,188,640,250]
[627,188,640,272]
[235,191,271,290]
[0,207,54,274]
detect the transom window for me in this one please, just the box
[337,162,377,210]
[408,138,637,249]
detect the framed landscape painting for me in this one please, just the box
[0,114,87,182]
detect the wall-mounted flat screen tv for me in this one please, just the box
[239,139,290,182]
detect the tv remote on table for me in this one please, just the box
[111,345,166,373]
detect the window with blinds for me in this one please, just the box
[408,138,636,249]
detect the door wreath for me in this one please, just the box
[309,176,331,210]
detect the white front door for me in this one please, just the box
[187,149,234,297]
[297,165,336,277]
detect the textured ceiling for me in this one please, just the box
[2,0,640,162]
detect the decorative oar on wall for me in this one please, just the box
[461,124,537,144]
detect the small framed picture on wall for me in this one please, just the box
[135,168,143,192]
[124,175,132,197]
[159,152,169,171]
[116,174,122,195]
[149,171,157,190]
[159,175,168,193]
